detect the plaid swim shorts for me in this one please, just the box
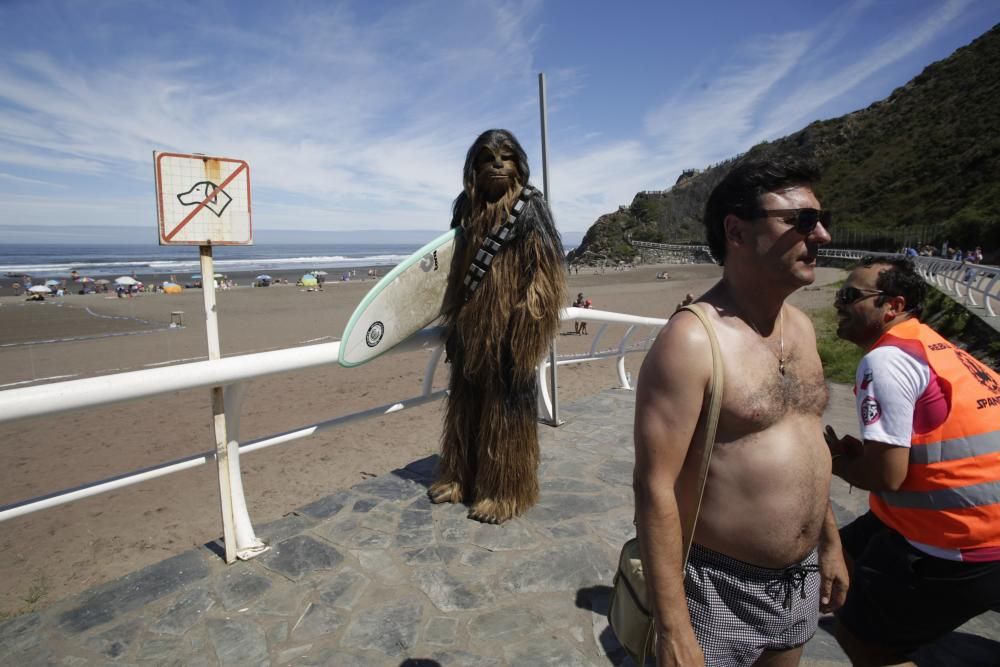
[684,543,821,667]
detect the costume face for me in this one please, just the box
[836,265,890,347]
[745,185,830,287]
[474,144,520,201]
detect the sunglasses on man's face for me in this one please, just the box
[753,208,832,235]
[835,286,885,306]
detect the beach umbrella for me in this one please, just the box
[191,274,202,280]
[301,273,318,287]
[115,276,138,285]
[255,274,272,281]
[213,273,224,279]
[78,277,94,283]
[28,284,51,293]
[95,279,111,285]
[163,283,183,295]
[44,279,60,286]
[312,270,328,276]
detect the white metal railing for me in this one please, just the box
[0,308,666,561]
[818,249,1000,318]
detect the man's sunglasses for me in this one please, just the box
[752,208,832,235]
[835,286,885,306]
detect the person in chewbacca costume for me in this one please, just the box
[428,128,567,524]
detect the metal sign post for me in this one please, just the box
[154,151,265,563]
[538,72,563,427]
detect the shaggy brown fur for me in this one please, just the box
[428,129,566,524]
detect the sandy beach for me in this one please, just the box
[0,263,847,617]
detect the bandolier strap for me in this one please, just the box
[463,186,536,300]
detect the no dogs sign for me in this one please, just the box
[154,151,253,245]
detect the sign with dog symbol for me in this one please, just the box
[154,151,253,245]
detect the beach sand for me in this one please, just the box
[0,263,846,616]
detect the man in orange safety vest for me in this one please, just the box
[825,256,1000,665]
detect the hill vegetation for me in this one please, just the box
[569,23,1000,264]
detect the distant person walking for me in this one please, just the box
[573,293,586,334]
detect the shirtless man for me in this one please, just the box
[634,155,848,666]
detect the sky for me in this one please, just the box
[1,0,998,243]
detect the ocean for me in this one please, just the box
[0,243,423,279]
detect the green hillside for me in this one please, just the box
[570,23,1000,264]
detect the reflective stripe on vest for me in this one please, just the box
[878,479,1000,510]
[867,318,1000,550]
[908,431,1000,464]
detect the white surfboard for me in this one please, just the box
[338,228,459,367]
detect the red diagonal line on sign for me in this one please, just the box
[165,162,247,241]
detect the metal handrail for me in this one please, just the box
[0,309,666,556]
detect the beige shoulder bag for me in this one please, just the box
[607,303,724,665]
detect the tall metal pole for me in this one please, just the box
[538,72,562,426]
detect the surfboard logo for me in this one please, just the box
[419,250,439,272]
[365,321,385,347]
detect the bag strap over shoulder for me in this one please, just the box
[676,303,724,566]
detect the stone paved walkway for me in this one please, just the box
[2,387,998,666]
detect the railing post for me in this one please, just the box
[223,382,268,560]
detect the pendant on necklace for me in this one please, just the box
[779,359,786,375]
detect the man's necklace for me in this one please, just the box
[745,307,786,375]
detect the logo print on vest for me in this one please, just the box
[954,348,1000,395]
[861,396,881,425]
[861,369,873,390]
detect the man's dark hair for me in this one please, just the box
[859,256,927,315]
[703,154,820,265]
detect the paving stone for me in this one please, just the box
[541,477,606,493]
[291,647,373,666]
[267,621,288,645]
[335,526,393,549]
[253,576,311,617]
[258,535,344,581]
[457,547,507,572]
[136,636,188,663]
[317,567,369,609]
[354,473,424,502]
[255,513,316,544]
[435,506,475,543]
[540,521,590,540]
[58,550,211,633]
[206,618,268,667]
[84,618,143,660]
[499,543,614,594]
[505,639,593,666]
[360,505,401,532]
[351,498,381,513]
[588,514,636,549]
[341,599,423,657]
[413,566,495,612]
[430,650,503,666]
[396,522,435,548]
[471,520,539,551]
[595,458,635,488]
[526,491,629,523]
[468,606,545,642]
[151,587,216,635]
[353,548,406,584]
[213,568,271,610]
[276,643,313,664]
[402,455,438,483]
[298,489,354,520]
[407,494,434,512]
[401,545,458,566]
[423,616,459,645]
[290,602,347,641]
[0,612,42,655]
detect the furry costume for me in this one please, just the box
[428,129,566,524]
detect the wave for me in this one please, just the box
[1,253,413,277]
